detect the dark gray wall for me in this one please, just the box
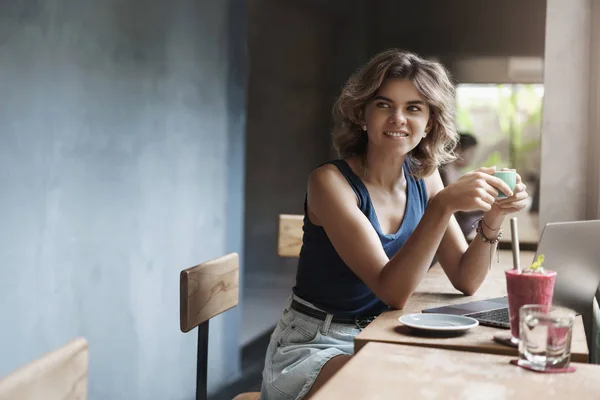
[0,0,246,398]
[243,0,372,280]
[369,0,547,58]
[244,0,338,275]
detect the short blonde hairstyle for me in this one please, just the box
[332,49,458,179]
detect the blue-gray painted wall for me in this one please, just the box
[0,0,246,398]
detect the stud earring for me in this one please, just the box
[361,125,367,131]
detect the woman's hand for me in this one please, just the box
[492,170,529,215]
[434,166,514,214]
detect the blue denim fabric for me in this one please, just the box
[260,295,360,400]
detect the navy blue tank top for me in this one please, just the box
[293,159,429,316]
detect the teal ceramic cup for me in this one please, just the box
[493,170,517,199]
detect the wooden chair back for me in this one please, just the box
[180,253,239,333]
[277,214,304,258]
[0,337,88,400]
[180,253,258,400]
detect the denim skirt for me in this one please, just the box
[259,294,361,400]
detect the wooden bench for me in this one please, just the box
[0,337,89,400]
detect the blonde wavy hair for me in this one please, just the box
[332,49,458,179]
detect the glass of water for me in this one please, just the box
[519,304,576,370]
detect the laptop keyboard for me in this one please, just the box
[465,308,510,324]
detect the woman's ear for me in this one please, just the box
[424,120,433,137]
[358,110,367,132]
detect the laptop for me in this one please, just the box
[423,220,600,329]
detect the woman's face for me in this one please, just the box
[362,78,431,155]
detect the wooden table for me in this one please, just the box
[355,250,590,363]
[313,342,600,400]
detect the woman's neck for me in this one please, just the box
[361,149,407,192]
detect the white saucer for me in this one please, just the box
[398,313,479,332]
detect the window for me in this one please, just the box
[455,84,543,213]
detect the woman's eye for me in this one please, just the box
[407,105,421,112]
[376,102,390,108]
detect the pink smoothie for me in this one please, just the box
[505,269,556,339]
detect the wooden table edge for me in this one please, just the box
[354,336,589,363]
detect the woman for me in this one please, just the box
[260,49,528,400]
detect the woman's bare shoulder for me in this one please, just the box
[422,168,445,202]
[308,158,358,188]
[307,160,358,213]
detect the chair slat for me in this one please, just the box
[277,214,304,258]
[180,253,239,332]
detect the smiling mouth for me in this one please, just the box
[384,131,409,138]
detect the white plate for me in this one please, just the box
[398,313,479,332]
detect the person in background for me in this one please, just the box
[439,132,483,237]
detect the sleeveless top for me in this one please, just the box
[292,159,429,316]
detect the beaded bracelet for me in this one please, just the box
[473,217,503,244]
[472,217,503,269]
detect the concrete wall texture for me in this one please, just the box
[0,0,246,398]
[244,0,339,276]
[540,0,591,227]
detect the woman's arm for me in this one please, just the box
[430,169,529,295]
[307,164,515,310]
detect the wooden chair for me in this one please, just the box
[179,252,259,400]
[0,337,89,400]
[277,214,304,258]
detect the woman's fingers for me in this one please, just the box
[495,195,529,213]
[476,166,497,175]
[480,173,514,198]
[496,187,528,204]
[460,168,528,212]
[475,198,493,211]
[474,189,496,207]
[510,182,526,194]
[476,178,499,198]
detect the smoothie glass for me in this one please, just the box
[505,269,556,340]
